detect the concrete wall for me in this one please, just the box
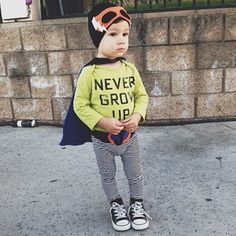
[0,8,236,125]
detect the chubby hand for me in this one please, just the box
[122,113,142,133]
[97,117,124,135]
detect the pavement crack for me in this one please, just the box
[221,123,236,131]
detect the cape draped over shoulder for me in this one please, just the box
[59,57,125,146]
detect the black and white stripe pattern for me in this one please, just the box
[91,133,144,201]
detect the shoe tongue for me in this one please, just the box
[111,198,123,206]
[130,198,143,205]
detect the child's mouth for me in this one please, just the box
[116,48,125,52]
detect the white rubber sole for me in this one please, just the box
[131,220,149,230]
[111,221,131,231]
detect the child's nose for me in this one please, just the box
[117,36,125,44]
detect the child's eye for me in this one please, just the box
[123,33,129,36]
[109,33,117,36]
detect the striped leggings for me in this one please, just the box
[91,133,144,201]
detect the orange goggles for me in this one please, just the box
[92,6,131,32]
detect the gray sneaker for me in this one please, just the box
[128,199,151,230]
[109,198,131,231]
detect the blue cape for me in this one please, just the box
[59,57,125,146]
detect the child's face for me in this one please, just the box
[97,20,130,59]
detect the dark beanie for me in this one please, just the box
[88,2,131,48]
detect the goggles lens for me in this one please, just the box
[92,6,131,32]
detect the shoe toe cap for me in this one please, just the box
[133,218,147,225]
[117,219,130,226]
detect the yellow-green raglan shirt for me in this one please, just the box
[73,60,148,132]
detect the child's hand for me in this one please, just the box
[122,113,142,133]
[97,117,124,135]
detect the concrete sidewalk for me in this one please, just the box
[1,122,236,236]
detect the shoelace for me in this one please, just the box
[111,202,127,220]
[129,202,153,220]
